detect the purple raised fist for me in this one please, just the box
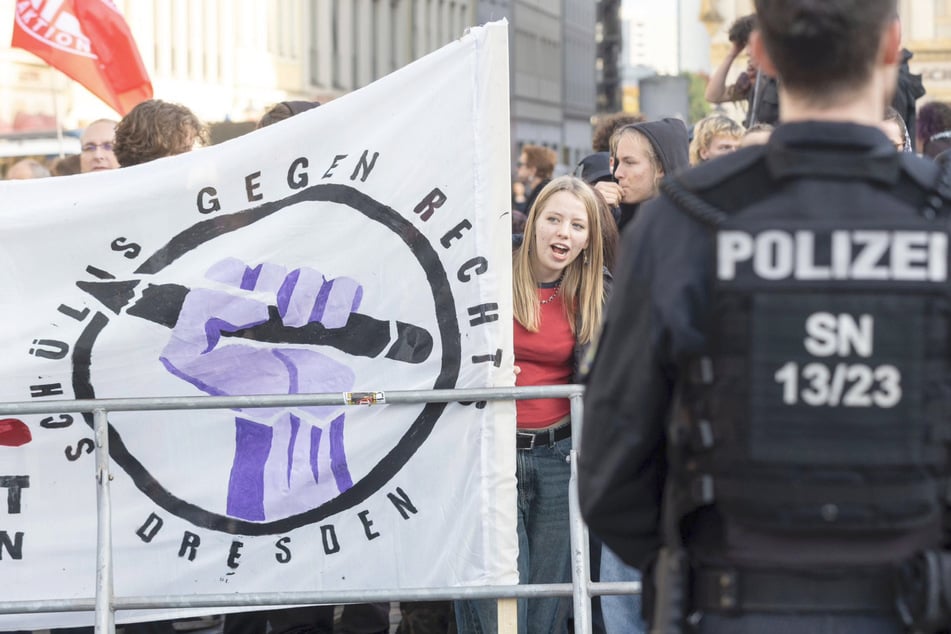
[160,257,364,521]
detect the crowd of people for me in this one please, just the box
[2,100,206,180]
[580,3,951,634]
[502,6,949,634]
[6,2,951,632]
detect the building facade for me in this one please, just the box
[562,0,598,168]
[701,0,951,118]
[898,0,951,104]
[596,0,622,114]
[1,0,599,172]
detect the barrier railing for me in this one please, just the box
[0,385,641,633]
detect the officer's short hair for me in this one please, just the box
[753,0,898,103]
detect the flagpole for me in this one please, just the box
[49,69,66,158]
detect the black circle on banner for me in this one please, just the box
[72,183,462,535]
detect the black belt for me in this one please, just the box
[693,567,895,613]
[516,422,571,450]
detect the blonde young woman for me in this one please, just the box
[456,176,608,634]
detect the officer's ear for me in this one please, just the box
[880,16,902,66]
[749,30,777,79]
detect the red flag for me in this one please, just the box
[11,0,153,115]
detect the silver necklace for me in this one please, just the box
[539,280,561,305]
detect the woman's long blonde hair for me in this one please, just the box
[513,175,606,345]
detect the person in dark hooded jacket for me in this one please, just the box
[604,118,690,232]
[585,118,687,634]
[891,48,925,150]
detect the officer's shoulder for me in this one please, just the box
[674,145,769,193]
[658,146,771,224]
[898,152,951,200]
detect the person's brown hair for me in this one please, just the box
[591,112,646,152]
[257,100,320,129]
[521,145,558,181]
[114,99,207,167]
[50,154,81,176]
[728,14,757,49]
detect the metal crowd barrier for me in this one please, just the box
[0,385,641,634]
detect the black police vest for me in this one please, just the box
[662,150,951,541]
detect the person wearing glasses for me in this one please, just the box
[79,119,119,173]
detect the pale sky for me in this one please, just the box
[623,0,678,16]
[621,0,710,75]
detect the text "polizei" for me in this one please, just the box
[717,229,949,282]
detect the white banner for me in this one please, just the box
[0,21,515,628]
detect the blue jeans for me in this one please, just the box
[455,436,572,633]
[599,545,645,634]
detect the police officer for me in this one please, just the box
[579,1,951,632]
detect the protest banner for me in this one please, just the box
[0,20,515,627]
